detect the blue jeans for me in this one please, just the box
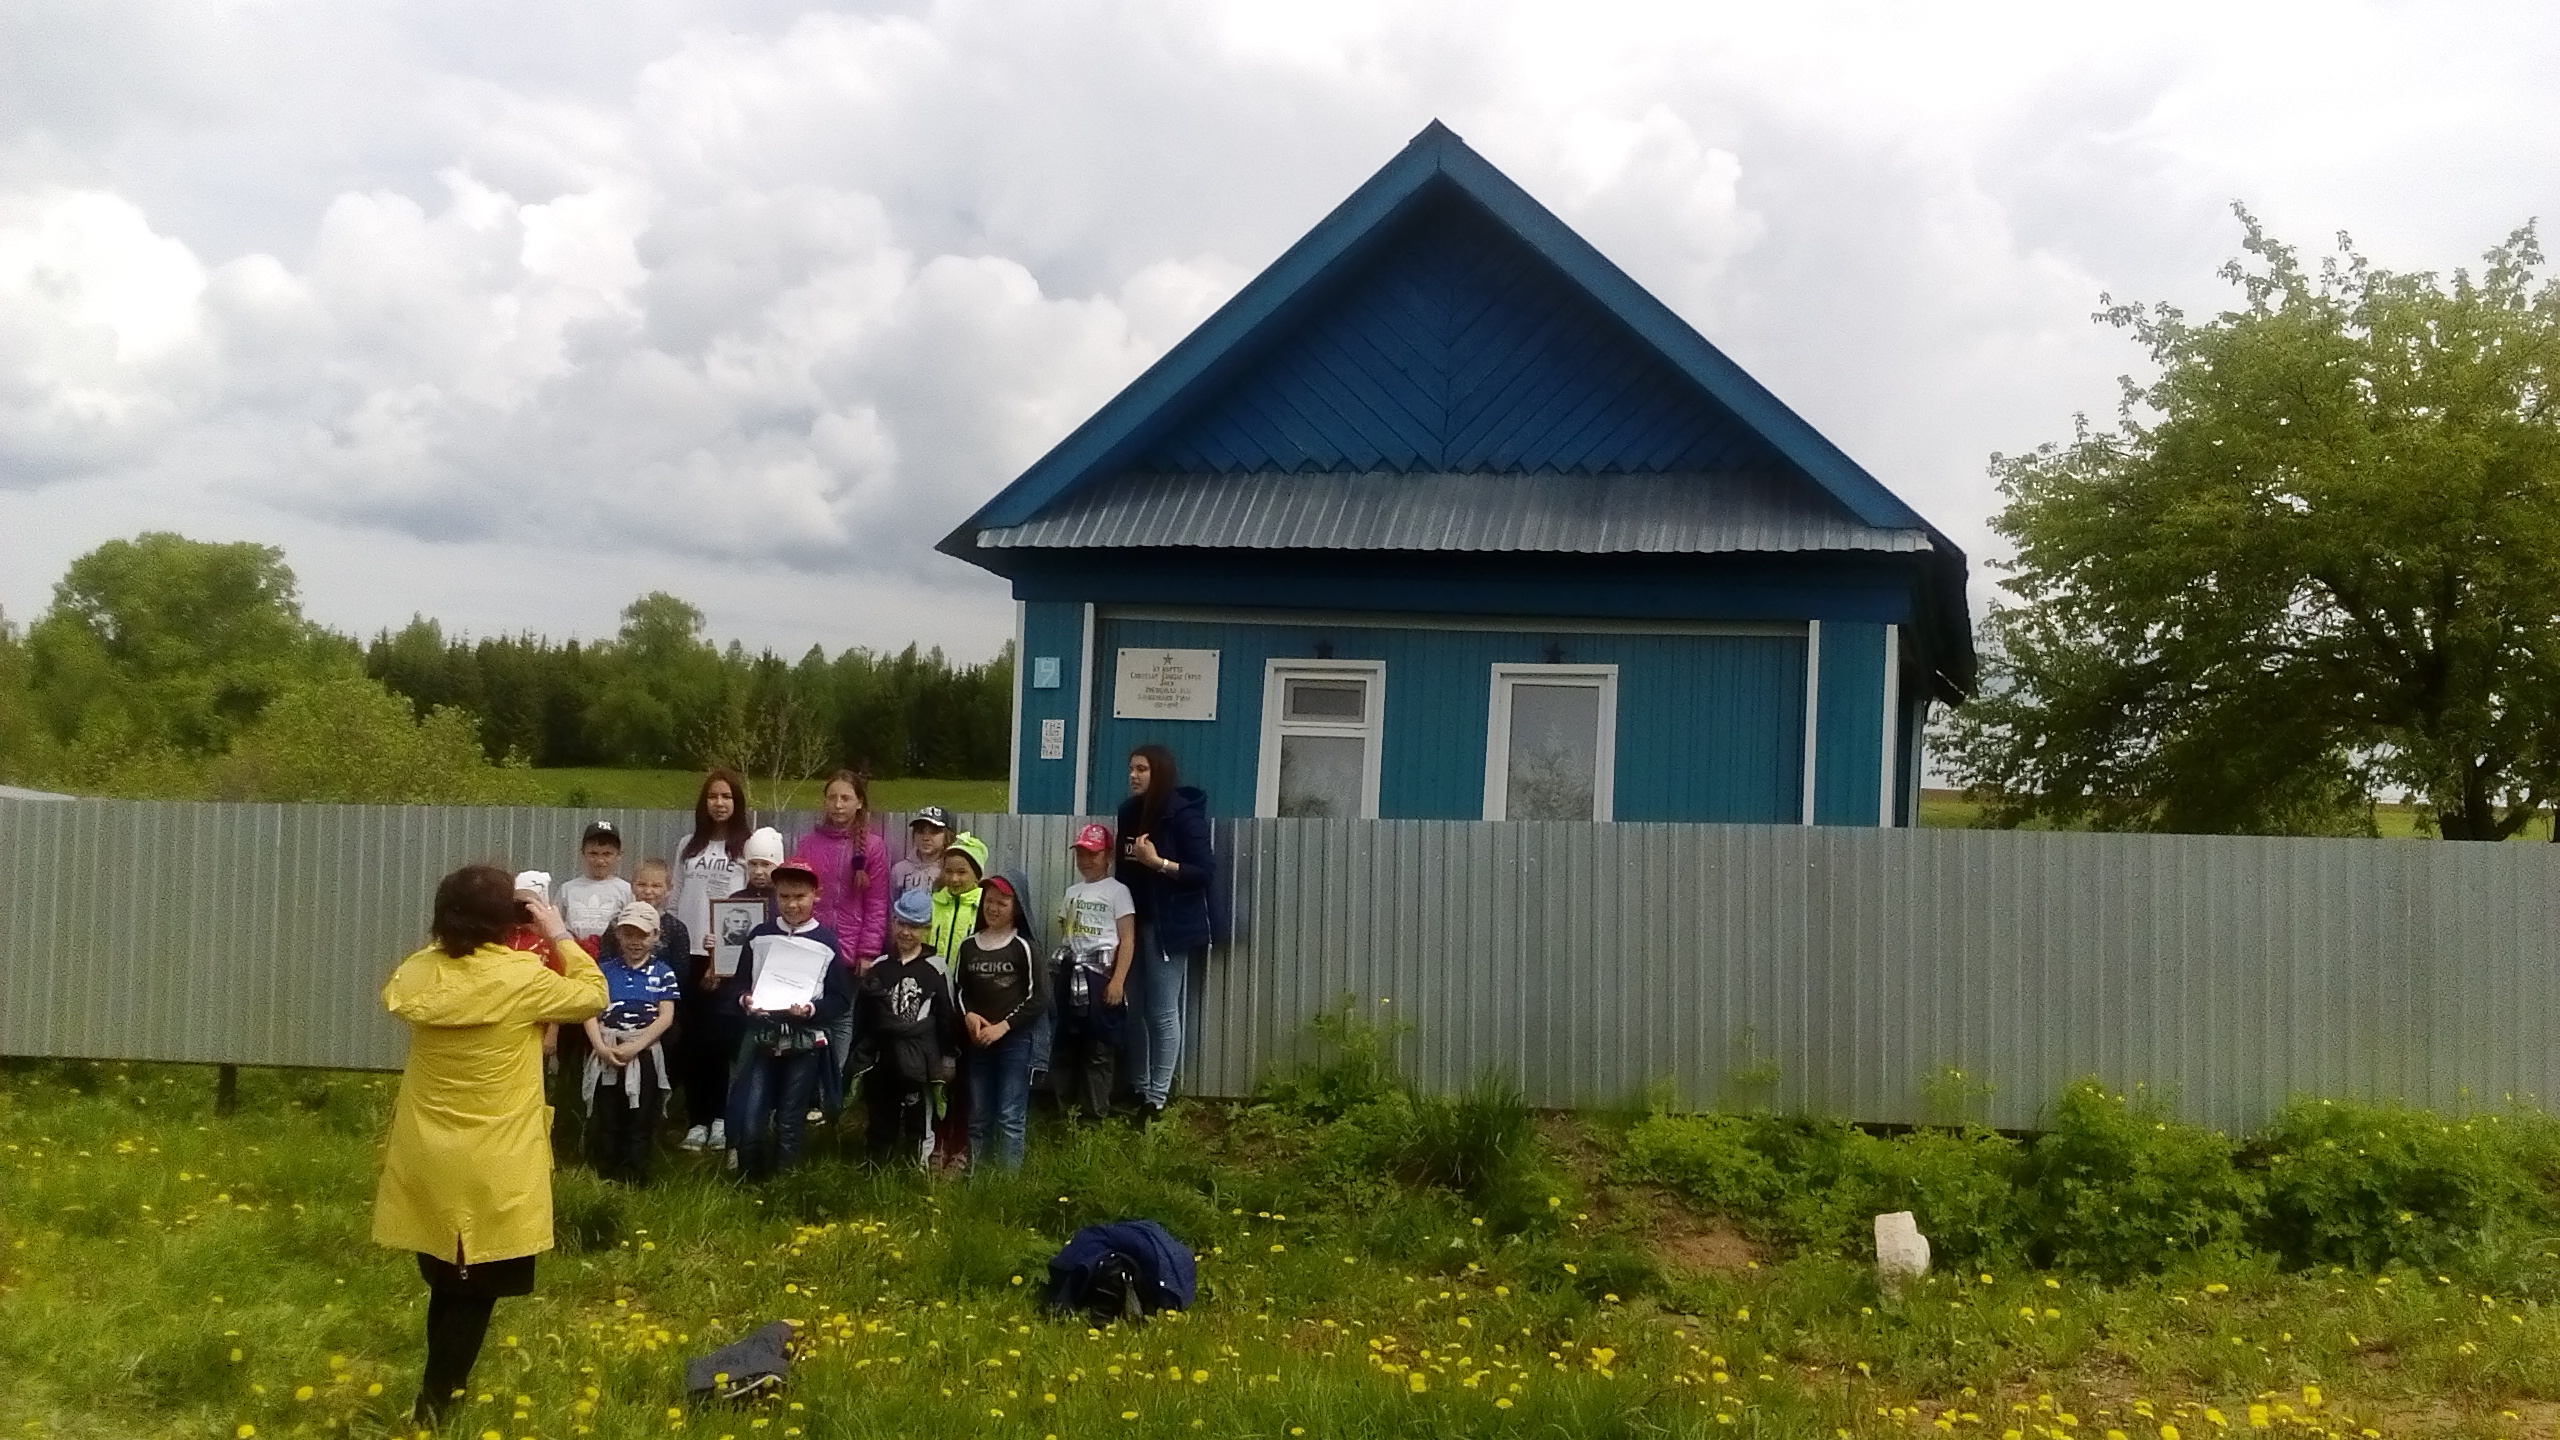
[727,1049,821,1179]
[966,1026,1034,1172]
[1025,1003,1055,1079]
[1124,924,1192,1108]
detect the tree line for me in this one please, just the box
[0,534,1011,804]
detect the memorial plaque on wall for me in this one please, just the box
[1113,648,1219,721]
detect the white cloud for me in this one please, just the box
[1,0,2557,659]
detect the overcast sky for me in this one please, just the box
[4,0,2555,661]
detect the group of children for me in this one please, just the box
[514,767,1144,1184]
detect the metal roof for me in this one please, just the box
[978,470,1933,556]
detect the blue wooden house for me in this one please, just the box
[941,122,1973,825]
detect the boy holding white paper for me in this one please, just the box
[718,855,850,1178]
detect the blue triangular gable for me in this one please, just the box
[1140,187,1786,475]
[946,120,1945,538]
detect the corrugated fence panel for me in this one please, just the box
[8,797,2560,1130]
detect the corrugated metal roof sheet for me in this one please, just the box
[978,471,1933,555]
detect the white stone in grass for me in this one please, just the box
[1875,1211,1930,1289]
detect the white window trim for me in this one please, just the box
[1255,659,1387,819]
[1483,663,1619,822]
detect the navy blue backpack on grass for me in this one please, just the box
[1041,1220,1197,1326]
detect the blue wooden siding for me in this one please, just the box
[1069,614,1806,824]
[1812,621,1886,826]
[1014,601,1086,815]
[1141,192,1787,477]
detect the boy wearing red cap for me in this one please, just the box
[718,855,851,1178]
[1050,823,1136,1119]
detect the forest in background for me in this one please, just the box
[0,533,1011,805]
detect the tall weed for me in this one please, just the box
[2252,1099,2557,1271]
[2014,1081,2259,1279]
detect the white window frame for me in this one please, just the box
[1255,659,1387,819]
[1483,663,1619,822]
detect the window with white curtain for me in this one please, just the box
[1483,664,1617,821]
[1255,661,1385,818]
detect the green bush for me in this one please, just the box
[2015,1081,2261,1278]
[1618,1113,2022,1265]
[2253,1099,2556,1271]
[1617,1111,1785,1217]
[1256,999,1409,1121]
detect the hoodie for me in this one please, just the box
[373,937,607,1264]
[795,818,891,964]
[1116,785,1217,954]
[928,832,990,964]
[954,869,1046,1030]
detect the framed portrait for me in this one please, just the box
[710,898,766,978]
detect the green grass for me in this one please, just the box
[526,769,1009,816]
[1917,791,2554,841]
[5,1061,2556,1440]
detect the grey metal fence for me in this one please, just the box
[4,797,2555,1131]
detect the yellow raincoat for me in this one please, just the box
[372,938,607,1264]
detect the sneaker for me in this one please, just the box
[806,1108,827,1126]
[1137,1102,1165,1130]
[680,1125,710,1151]
[708,1119,727,1149]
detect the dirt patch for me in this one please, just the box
[1642,1191,1762,1275]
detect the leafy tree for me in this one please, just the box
[1944,212,2560,839]
[25,533,350,760]
[0,608,40,784]
[211,676,540,804]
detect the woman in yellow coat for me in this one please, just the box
[375,863,607,1426]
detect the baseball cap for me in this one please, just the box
[892,889,932,926]
[611,900,660,935]
[772,854,822,889]
[581,820,621,847]
[512,870,552,900]
[1072,823,1113,853]
[911,805,953,832]
[742,827,787,865]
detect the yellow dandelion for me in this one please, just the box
[1122,1411,1140,1421]
[1497,1398,1514,1409]
[295,1385,314,1401]
[1409,1372,1429,1393]
[236,1428,255,1439]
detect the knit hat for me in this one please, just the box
[742,827,787,865]
[610,900,660,935]
[892,889,932,926]
[947,831,988,879]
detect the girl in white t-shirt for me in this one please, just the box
[671,769,750,1150]
[1050,823,1136,1119]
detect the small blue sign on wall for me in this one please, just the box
[1032,656,1061,689]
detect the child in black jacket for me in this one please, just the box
[720,858,851,1178]
[849,888,961,1167]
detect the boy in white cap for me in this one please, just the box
[583,901,681,1185]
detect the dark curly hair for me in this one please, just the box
[431,863,518,957]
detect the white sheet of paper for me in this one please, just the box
[747,934,834,1012]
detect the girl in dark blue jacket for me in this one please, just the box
[1114,744,1215,1122]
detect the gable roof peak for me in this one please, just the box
[943,121,1956,553]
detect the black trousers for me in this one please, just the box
[546,1025,591,1161]
[676,985,731,1128]
[587,1058,667,1185]
[1051,1001,1124,1119]
[413,1252,534,1422]
[861,1068,933,1167]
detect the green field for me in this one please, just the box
[527,770,1009,816]
[6,1053,2557,1439]
[1917,791,2553,841]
